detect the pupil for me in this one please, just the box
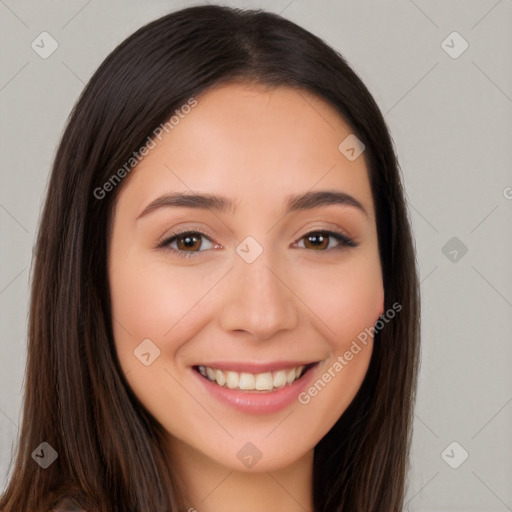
[308,234,327,249]
[180,235,199,250]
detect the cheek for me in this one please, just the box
[109,254,208,364]
[292,250,384,345]
[293,259,383,427]
[283,250,383,428]
[108,255,208,424]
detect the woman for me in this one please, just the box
[0,4,420,511]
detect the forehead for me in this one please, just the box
[118,82,374,219]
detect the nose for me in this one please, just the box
[218,250,300,340]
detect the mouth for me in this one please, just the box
[193,362,318,393]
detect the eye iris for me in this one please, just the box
[305,233,328,250]
[177,234,201,251]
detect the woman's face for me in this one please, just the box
[108,82,384,472]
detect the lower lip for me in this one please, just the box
[192,365,318,414]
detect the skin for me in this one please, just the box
[108,82,384,512]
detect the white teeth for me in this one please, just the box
[226,371,239,389]
[238,373,255,390]
[255,372,273,391]
[206,367,215,381]
[273,370,287,388]
[215,369,226,387]
[286,368,296,384]
[197,364,309,392]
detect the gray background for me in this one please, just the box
[1,1,511,510]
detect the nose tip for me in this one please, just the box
[218,256,299,340]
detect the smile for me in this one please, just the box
[192,360,321,414]
[195,364,315,392]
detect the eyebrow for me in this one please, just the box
[137,190,368,219]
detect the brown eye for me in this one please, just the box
[159,230,215,258]
[297,230,356,251]
[303,232,329,250]
[176,233,202,251]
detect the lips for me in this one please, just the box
[192,361,320,414]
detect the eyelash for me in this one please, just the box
[157,229,357,259]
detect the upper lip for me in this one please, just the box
[194,360,319,373]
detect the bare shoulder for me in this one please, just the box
[51,496,87,511]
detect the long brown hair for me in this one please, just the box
[1,5,420,511]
